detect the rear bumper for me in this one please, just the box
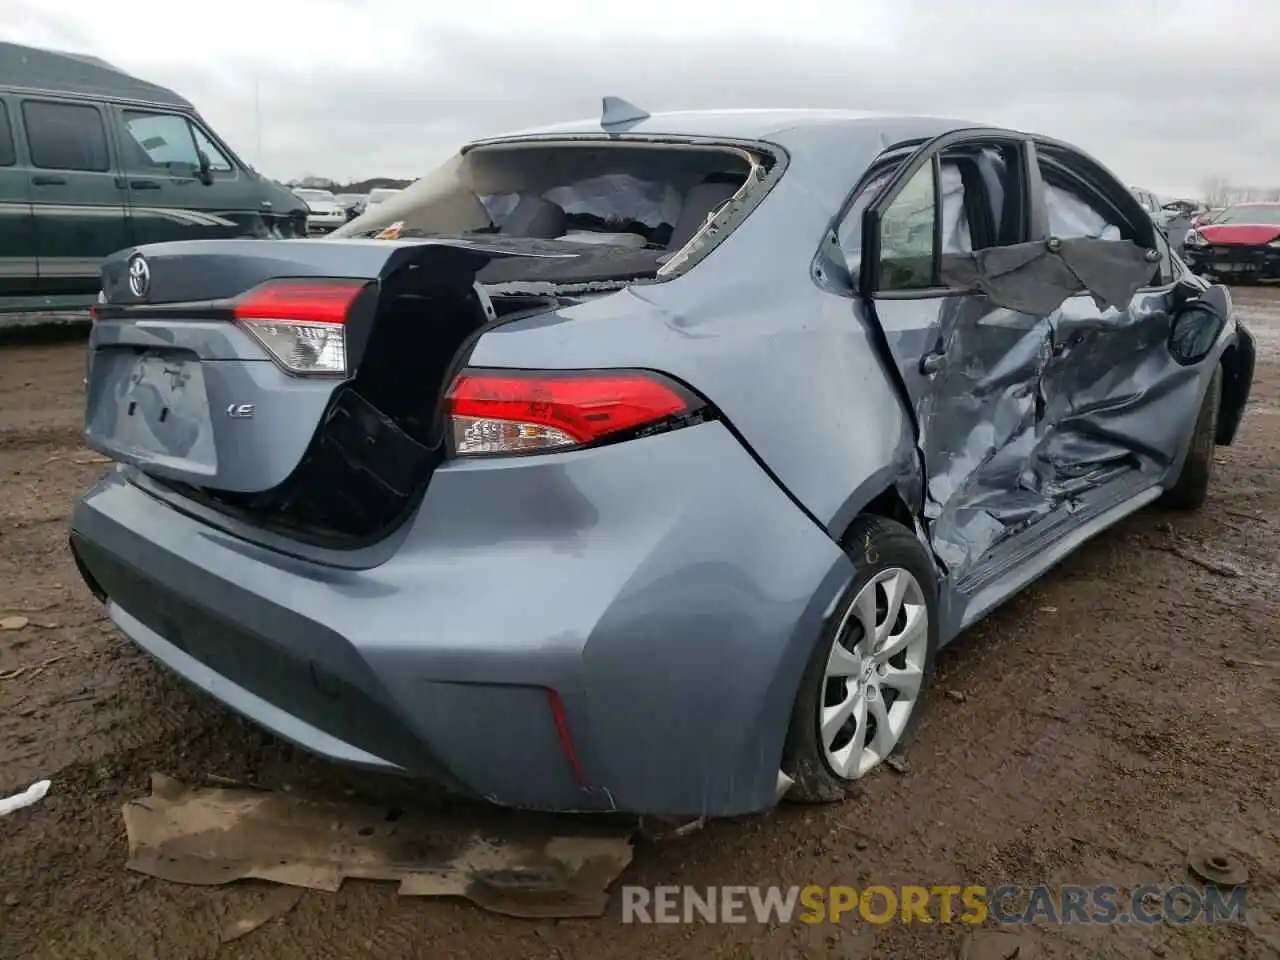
[70,422,852,816]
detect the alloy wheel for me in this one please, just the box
[819,567,929,779]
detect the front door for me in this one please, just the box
[0,97,37,296]
[111,106,264,245]
[846,133,1059,587]
[1030,142,1204,498]
[21,97,131,294]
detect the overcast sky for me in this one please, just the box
[3,0,1277,196]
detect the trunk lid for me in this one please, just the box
[85,238,570,544]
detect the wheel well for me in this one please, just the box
[859,487,916,533]
[1217,344,1251,446]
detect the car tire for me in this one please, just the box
[781,515,939,804]
[1159,364,1222,511]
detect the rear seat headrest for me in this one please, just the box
[500,195,567,238]
[667,179,742,251]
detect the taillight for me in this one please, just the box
[233,278,369,376]
[445,369,702,457]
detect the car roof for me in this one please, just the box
[0,42,193,110]
[465,108,991,148]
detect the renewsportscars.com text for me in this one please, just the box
[620,884,1246,925]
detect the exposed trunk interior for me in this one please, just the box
[170,272,560,548]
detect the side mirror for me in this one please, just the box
[1171,275,1202,306]
[1168,281,1227,365]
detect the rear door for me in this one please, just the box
[843,131,1059,585]
[111,105,265,244]
[21,97,131,294]
[1031,142,1204,499]
[0,96,37,296]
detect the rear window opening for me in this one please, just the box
[336,140,773,287]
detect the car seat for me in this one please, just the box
[667,177,742,250]
[500,195,567,239]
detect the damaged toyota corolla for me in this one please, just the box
[71,102,1255,817]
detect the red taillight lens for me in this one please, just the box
[445,369,698,456]
[233,278,368,376]
[232,278,366,324]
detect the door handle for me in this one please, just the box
[129,179,162,190]
[31,174,66,186]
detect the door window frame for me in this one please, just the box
[20,97,113,173]
[119,108,204,172]
[0,99,15,167]
[846,128,1034,300]
[116,107,239,180]
[1029,138,1168,291]
[184,115,240,179]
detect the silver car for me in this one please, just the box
[72,107,1254,817]
[294,188,348,234]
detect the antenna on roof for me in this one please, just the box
[601,96,650,128]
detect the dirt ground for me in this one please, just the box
[1,292,1277,960]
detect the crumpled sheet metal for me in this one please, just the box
[916,298,1053,578]
[122,774,634,919]
[915,270,1202,584]
[940,237,1159,315]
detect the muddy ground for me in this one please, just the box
[1,291,1277,959]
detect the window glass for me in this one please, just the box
[22,100,109,172]
[837,164,900,279]
[0,102,14,166]
[189,124,233,172]
[838,141,1024,292]
[121,111,200,170]
[1037,163,1122,240]
[878,165,937,291]
[938,162,972,255]
[1152,226,1174,284]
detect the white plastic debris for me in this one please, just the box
[0,779,50,817]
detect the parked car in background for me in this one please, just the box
[364,187,401,210]
[73,106,1254,818]
[1130,186,1161,219]
[1158,199,1206,257]
[293,188,347,234]
[0,42,307,306]
[1160,199,1205,225]
[1192,207,1225,227]
[336,193,366,219]
[1183,201,1280,281]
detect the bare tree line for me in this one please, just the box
[1199,177,1280,208]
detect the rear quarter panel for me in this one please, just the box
[467,144,921,541]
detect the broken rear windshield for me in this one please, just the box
[335,140,765,260]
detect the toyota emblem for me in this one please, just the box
[127,254,151,299]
